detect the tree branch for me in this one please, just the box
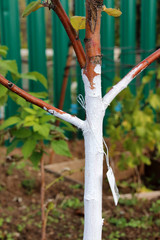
[58,44,73,110]
[103,48,160,109]
[82,0,103,91]
[0,74,85,129]
[47,0,86,69]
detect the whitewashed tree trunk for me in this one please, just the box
[82,65,105,240]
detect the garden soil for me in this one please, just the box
[0,140,160,240]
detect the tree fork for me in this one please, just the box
[0,74,85,129]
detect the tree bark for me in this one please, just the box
[82,70,104,239]
[82,1,104,239]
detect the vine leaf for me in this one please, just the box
[70,16,86,32]
[22,0,43,18]
[102,5,122,17]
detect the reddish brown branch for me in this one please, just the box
[84,0,103,88]
[85,1,103,59]
[56,44,73,126]
[49,0,86,69]
[0,74,85,129]
[58,44,73,110]
[131,48,160,78]
[0,74,65,114]
[103,48,160,108]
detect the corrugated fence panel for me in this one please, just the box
[101,0,115,95]
[120,0,136,94]
[101,0,115,135]
[0,0,21,118]
[141,0,157,94]
[26,0,47,92]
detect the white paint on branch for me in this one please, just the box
[103,63,143,109]
[42,106,85,130]
[43,106,48,111]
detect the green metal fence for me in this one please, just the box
[0,0,22,118]
[0,0,159,124]
[26,0,47,92]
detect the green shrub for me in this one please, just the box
[106,68,160,170]
[0,45,75,167]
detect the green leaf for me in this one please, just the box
[156,144,160,157]
[122,120,131,131]
[7,139,19,154]
[11,128,32,139]
[142,76,151,84]
[0,116,21,130]
[142,71,155,84]
[47,202,55,211]
[0,64,8,77]
[51,140,72,157]
[20,72,37,81]
[0,95,8,106]
[21,71,48,89]
[0,60,20,77]
[28,91,48,99]
[33,123,41,132]
[135,126,146,137]
[22,138,37,159]
[24,107,37,115]
[30,151,43,167]
[102,5,122,17]
[22,0,42,18]
[0,49,7,57]
[32,132,45,141]
[35,123,50,138]
[0,45,8,58]
[23,121,36,127]
[15,96,28,107]
[141,155,151,165]
[157,67,160,80]
[0,218,4,227]
[0,84,8,97]
[39,115,55,124]
[133,110,152,127]
[148,94,160,110]
[23,115,37,127]
[32,72,47,89]
[70,16,86,31]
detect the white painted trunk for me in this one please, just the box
[82,65,105,240]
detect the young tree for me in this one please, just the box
[0,0,160,239]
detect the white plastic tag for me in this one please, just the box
[106,167,120,206]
